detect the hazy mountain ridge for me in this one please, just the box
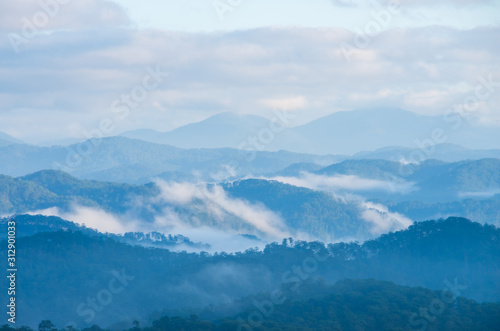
[120,108,500,155]
[0,131,24,145]
[1,133,499,189]
[0,136,341,183]
[309,158,500,202]
[354,143,500,162]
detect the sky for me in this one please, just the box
[0,0,499,143]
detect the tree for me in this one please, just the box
[38,321,56,331]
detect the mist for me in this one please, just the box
[267,172,415,194]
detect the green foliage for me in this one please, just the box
[38,321,56,331]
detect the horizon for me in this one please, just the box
[2,106,499,149]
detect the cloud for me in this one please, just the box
[267,172,415,194]
[17,180,293,251]
[26,203,268,253]
[331,0,493,7]
[0,0,130,31]
[329,0,360,7]
[458,189,500,199]
[1,25,499,142]
[155,180,291,240]
[20,177,415,250]
[360,201,413,234]
[260,172,414,236]
[378,0,493,4]
[28,205,139,234]
[157,224,267,253]
[259,96,308,111]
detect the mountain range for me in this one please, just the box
[120,108,500,155]
[1,160,499,243]
[7,108,496,156]
[1,136,500,188]
[0,136,341,183]
[0,131,24,146]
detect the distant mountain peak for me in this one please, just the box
[0,131,24,145]
[21,169,81,186]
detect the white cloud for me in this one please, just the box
[259,96,308,111]
[360,201,413,234]
[27,205,139,234]
[380,0,492,4]
[25,203,269,253]
[155,180,291,240]
[157,224,267,253]
[267,172,415,194]
[0,0,130,31]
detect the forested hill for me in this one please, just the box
[0,216,498,328]
[4,279,500,330]
[0,214,207,249]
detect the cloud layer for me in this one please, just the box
[28,205,139,234]
[1,23,499,142]
[0,0,129,31]
[361,201,413,234]
[155,180,291,240]
[268,172,415,193]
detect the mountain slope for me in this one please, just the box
[122,113,269,147]
[0,131,24,144]
[226,279,500,331]
[408,158,500,201]
[0,170,159,216]
[316,158,404,180]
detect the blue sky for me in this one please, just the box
[0,0,499,143]
[114,0,500,31]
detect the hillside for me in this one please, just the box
[0,131,24,144]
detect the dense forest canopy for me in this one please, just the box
[0,215,498,328]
